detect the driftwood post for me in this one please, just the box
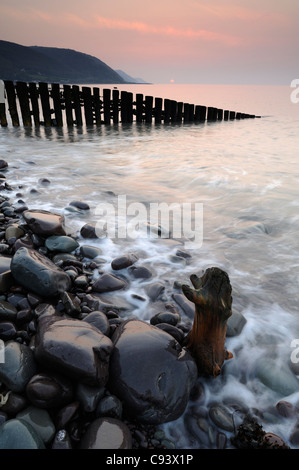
[182,267,233,377]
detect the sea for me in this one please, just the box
[1,83,299,448]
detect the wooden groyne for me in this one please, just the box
[0,80,259,128]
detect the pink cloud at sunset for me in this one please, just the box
[0,0,298,84]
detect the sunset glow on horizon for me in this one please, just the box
[0,0,298,85]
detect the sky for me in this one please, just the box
[0,0,298,84]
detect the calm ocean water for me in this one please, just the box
[1,83,299,447]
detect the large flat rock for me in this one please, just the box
[11,247,71,297]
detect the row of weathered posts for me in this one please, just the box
[0,80,259,128]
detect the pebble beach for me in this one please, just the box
[0,157,298,450]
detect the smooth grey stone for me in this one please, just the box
[209,405,235,432]
[74,275,89,289]
[34,315,113,386]
[92,273,127,293]
[83,311,110,336]
[172,293,195,319]
[128,265,153,279]
[150,312,180,326]
[108,319,197,424]
[0,271,13,294]
[52,253,77,264]
[85,293,135,315]
[16,406,55,444]
[0,340,37,392]
[11,247,71,297]
[23,209,66,236]
[69,200,90,211]
[0,299,17,321]
[0,418,46,449]
[79,417,132,449]
[80,223,103,239]
[146,282,165,301]
[5,224,25,242]
[227,308,247,337]
[256,358,299,396]
[80,245,102,259]
[111,253,138,270]
[45,235,79,253]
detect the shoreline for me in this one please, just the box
[0,159,294,450]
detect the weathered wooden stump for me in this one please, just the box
[182,267,233,377]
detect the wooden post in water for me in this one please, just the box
[103,88,111,124]
[183,103,190,123]
[112,89,119,124]
[39,82,52,127]
[127,92,133,123]
[229,111,236,120]
[16,82,32,127]
[177,102,183,122]
[170,100,178,123]
[136,94,144,123]
[0,80,7,127]
[154,97,162,124]
[145,96,153,123]
[51,83,63,127]
[82,86,94,125]
[93,88,102,125]
[29,83,40,126]
[121,91,128,123]
[188,104,194,122]
[4,81,19,126]
[164,99,171,123]
[72,85,83,126]
[63,85,74,126]
[224,110,229,120]
[217,109,223,121]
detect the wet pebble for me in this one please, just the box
[146,282,165,301]
[129,265,153,279]
[26,372,73,409]
[80,244,102,259]
[34,315,113,386]
[0,340,37,392]
[92,273,127,293]
[45,235,79,253]
[96,394,123,419]
[0,321,17,340]
[22,209,66,236]
[16,405,56,444]
[275,400,296,418]
[0,418,46,449]
[150,311,180,326]
[69,200,90,211]
[111,253,139,270]
[11,247,71,297]
[208,405,235,432]
[0,299,17,321]
[56,401,80,429]
[79,417,132,449]
[108,319,197,424]
[83,311,110,336]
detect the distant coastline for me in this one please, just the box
[0,40,148,85]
